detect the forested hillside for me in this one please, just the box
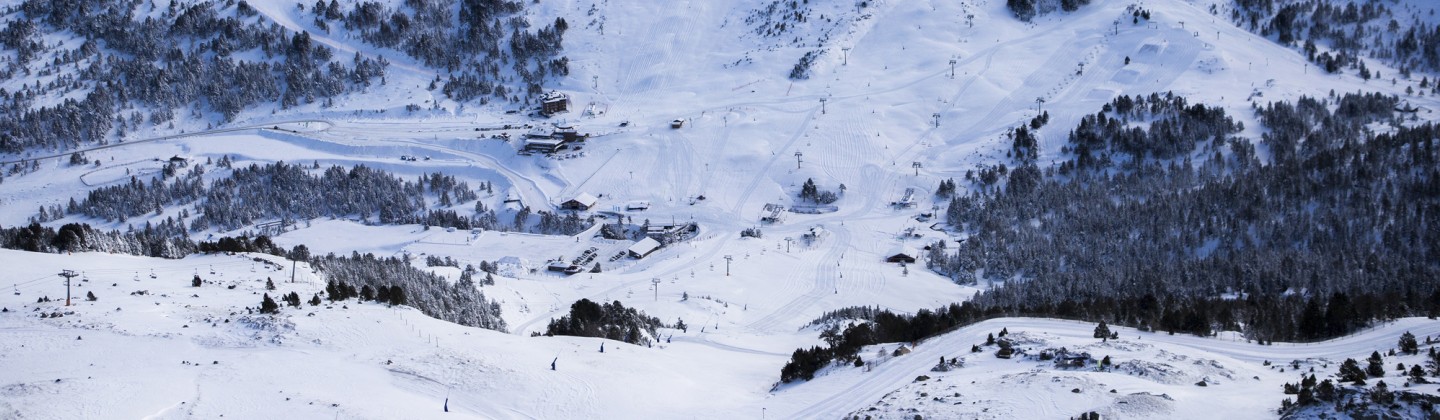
[0,0,566,155]
[1228,0,1440,82]
[931,92,1437,342]
[783,92,1439,383]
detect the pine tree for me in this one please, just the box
[260,293,279,314]
[388,285,407,306]
[192,275,202,287]
[1367,351,1387,377]
[86,291,97,301]
[1399,331,1419,355]
[1339,358,1367,383]
[265,278,276,290]
[1315,379,1336,401]
[1093,321,1111,341]
[1410,364,1427,382]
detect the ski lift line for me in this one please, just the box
[12,273,79,293]
[67,259,260,274]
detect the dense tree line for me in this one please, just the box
[326,0,567,104]
[1231,0,1440,80]
[66,161,483,232]
[1006,0,1093,22]
[64,159,596,237]
[927,91,1437,343]
[1063,92,1243,167]
[799,178,839,204]
[542,298,663,346]
[311,251,505,331]
[0,221,194,258]
[0,0,386,153]
[781,305,967,382]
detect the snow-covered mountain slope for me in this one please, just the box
[5,247,1438,419]
[2,0,1439,418]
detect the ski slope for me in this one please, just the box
[2,0,1439,418]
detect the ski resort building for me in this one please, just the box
[885,245,919,264]
[522,123,588,154]
[540,91,570,116]
[801,225,828,246]
[524,138,566,154]
[760,203,786,224]
[561,193,599,211]
[892,187,917,208]
[645,222,698,242]
[627,237,661,259]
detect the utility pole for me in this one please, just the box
[794,151,803,169]
[290,260,297,283]
[724,255,733,276]
[59,270,78,306]
[651,278,661,301]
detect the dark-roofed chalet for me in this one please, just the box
[560,193,598,211]
[885,245,919,264]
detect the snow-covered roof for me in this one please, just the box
[887,245,919,258]
[568,192,598,207]
[628,237,660,256]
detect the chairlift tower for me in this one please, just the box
[794,151,803,169]
[59,270,78,306]
[724,255,733,276]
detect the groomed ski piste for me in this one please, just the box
[2,0,1438,418]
